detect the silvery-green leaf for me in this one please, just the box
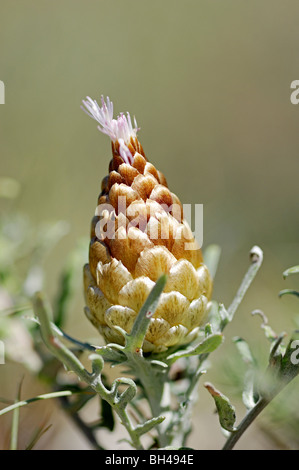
[208,301,229,332]
[135,415,165,436]
[167,333,223,363]
[242,369,259,410]
[232,337,255,366]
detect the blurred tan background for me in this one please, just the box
[0,0,299,449]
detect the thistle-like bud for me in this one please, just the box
[82,96,212,353]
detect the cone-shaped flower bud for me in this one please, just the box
[82,96,212,352]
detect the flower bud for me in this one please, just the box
[82,96,212,352]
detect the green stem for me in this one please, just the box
[177,246,264,447]
[127,352,169,448]
[120,275,169,447]
[222,398,268,450]
[118,407,144,450]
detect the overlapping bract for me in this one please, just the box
[84,142,212,352]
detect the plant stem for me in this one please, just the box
[116,405,144,450]
[10,399,20,450]
[222,398,268,450]
[9,378,23,450]
[127,351,169,447]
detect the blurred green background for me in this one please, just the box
[0,0,299,449]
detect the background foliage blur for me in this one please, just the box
[0,0,298,449]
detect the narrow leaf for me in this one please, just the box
[242,370,259,410]
[185,333,223,355]
[95,346,126,363]
[126,275,167,351]
[0,390,74,417]
[218,303,229,328]
[283,266,299,279]
[232,337,255,366]
[10,404,20,450]
[208,302,229,332]
[26,424,52,450]
[232,338,259,409]
[279,289,299,299]
[135,415,165,436]
[10,379,24,450]
[269,333,286,363]
[167,334,223,363]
